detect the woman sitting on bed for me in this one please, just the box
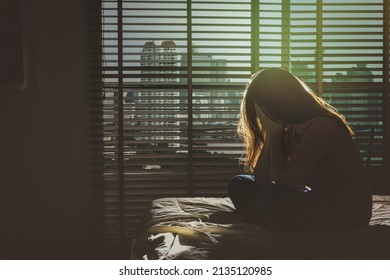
[228,67,372,231]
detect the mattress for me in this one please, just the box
[132,195,390,260]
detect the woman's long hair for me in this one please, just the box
[238,68,354,173]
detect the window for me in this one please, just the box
[89,0,390,244]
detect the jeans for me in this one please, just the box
[228,174,336,230]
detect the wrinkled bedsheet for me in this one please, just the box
[132,195,390,259]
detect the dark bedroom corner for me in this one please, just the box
[1,0,101,259]
[0,0,390,261]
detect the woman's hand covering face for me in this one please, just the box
[254,103,284,137]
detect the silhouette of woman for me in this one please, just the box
[228,68,372,230]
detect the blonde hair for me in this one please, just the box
[238,68,353,173]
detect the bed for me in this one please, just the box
[132,195,390,260]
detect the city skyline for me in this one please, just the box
[102,0,384,84]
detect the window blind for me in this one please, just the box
[321,0,385,165]
[190,0,250,194]
[90,0,390,244]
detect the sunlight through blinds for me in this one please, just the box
[91,0,390,242]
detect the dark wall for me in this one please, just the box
[0,0,98,259]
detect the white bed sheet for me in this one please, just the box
[133,195,390,260]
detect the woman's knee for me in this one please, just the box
[228,174,255,195]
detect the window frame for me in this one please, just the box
[89,0,390,246]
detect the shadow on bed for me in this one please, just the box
[207,216,390,260]
[132,197,390,260]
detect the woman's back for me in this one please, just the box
[284,116,372,227]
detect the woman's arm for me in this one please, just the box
[275,117,338,187]
[268,128,286,181]
[253,138,271,187]
[254,104,286,185]
[256,128,305,188]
